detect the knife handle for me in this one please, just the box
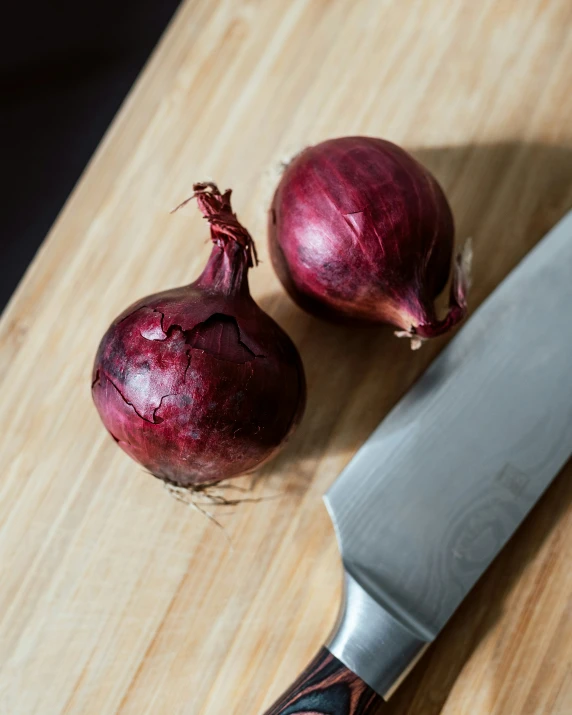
[262,647,384,714]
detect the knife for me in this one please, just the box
[262,209,572,714]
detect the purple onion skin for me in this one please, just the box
[269,136,468,341]
[92,184,306,488]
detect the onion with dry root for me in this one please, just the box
[269,136,471,348]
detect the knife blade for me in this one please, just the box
[262,208,572,715]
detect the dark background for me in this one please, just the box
[1,0,182,311]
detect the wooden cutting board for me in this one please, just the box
[1,1,572,713]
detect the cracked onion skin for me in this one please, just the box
[92,183,306,488]
[269,136,469,345]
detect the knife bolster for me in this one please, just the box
[326,570,430,698]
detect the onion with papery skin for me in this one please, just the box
[92,183,306,488]
[269,136,470,348]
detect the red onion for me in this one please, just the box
[92,183,306,488]
[269,136,470,348]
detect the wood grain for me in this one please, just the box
[262,648,383,715]
[1,1,572,714]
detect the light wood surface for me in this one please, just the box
[2,1,572,713]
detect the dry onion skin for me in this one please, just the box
[92,183,306,488]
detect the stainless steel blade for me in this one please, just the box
[324,209,572,696]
